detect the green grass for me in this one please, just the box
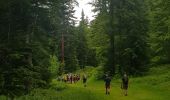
[0,65,170,100]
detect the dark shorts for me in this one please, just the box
[105,84,110,89]
[123,84,128,89]
[83,79,87,83]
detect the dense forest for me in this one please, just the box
[0,0,170,99]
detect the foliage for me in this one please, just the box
[0,0,78,99]
[49,55,60,78]
[90,0,149,76]
[50,80,67,91]
[148,0,170,64]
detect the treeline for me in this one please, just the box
[0,0,97,99]
[88,0,149,76]
[0,0,81,99]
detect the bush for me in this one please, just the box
[132,65,170,86]
[93,66,105,80]
[50,80,67,91]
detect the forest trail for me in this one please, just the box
[65,80,169,100]
[1,69,169,100]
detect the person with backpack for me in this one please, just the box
[121,72,129,96]
[104,74,111,95]
[70,74,73,84]
[82,73,87,87]
[73,74,76,83]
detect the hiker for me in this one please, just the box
[82,73,87,87]
[76,74,79,82]
[73,74,76,83]
[104,74,111,95]
[121,72,129,96]
[77,74,80,81]
[66,74,69,83]
[64,75,67,83]
[75,74,78,82]
[62,75,65,82]
[70,74,73,84]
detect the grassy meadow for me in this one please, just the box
[0,65,170,100]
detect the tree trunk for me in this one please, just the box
[108,0,116,75]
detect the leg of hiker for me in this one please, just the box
[105,86,108,94]
[125,88,128,96]
[108,87,110,95]
[83,74,87,87]
[124,89,126,96]
[104,74,111,95]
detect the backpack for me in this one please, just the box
[123,76,128,83]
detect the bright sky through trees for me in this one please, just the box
[74,0,95,23]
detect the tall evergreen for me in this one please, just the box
[0,0,78,99]
[148,0,170,64]
[76,10,88,69]
[115,0,149,75]
[91,0,149,75]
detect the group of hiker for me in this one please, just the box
[104,72,129,96]
[62,73,81,83]
[58,72,129,96]
[58,73,87,87]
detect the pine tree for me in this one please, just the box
[91,0,149,76]
[149,0,170,64]
[0,0,68,99]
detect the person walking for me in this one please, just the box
[82,73,87,87]
[121,72,129,96]
[70,74,73,84]
[104,74,111,95]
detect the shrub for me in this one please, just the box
[50,80,67,91]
